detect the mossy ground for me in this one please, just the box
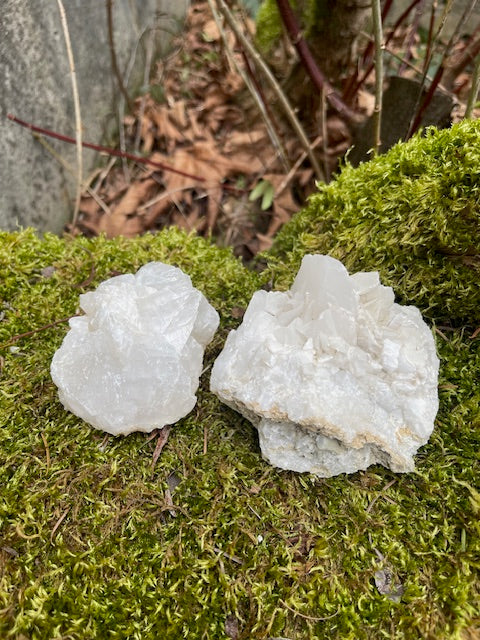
[1,121,480,640]
[268,120,480,326]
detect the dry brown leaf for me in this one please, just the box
[255,232,273,252]
[327,116,351,144]
[224,128,267,152]
[149,104,188,150]
[260,173,299,237]
[202,18,221,42]
[156,141,261,230]
[99,178,157,237]
[356,89,376,116]
[79,196,101,218]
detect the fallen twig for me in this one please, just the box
[366,478,397,513]
[51,507,70,542]
[152,425,172,470]
[0,316,79,350]
[32,133,111,216]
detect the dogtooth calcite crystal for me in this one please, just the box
[51,262,219,436]
[210,254,439,477]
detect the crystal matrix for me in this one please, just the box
[210,255,439,477]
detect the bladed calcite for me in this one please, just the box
[210,255,439,477]
[51,262,219,436]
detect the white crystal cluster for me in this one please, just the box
[211,255,439,477]
[51,262,219,436]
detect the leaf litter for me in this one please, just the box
[72,0,352,261]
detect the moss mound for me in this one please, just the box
[268,119,480,326]
[1,151,479,639]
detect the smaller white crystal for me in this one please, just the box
[210,254,439,477]
[51,262,219,436]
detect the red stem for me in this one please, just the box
[7,114,206,183]
[274,0,357,120]
[363,0,395,66]
[423,0,437,75]
[0,315,79,349]
[406,64,444,138]
[343,0,395,101]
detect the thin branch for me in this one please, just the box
[320,88,330,182]
[423,0,438,75]
[32,133,111,216]
[151,425,171,470]
[56,0,83,228]
[275,134,323,197]
[407,0,478,137]
[371,0,384,154]
[366,0,394,64]
[133,25,156,154]
[407,65,444,137]
[398,0,426,76]
[40,431,51,473]
[465,54,480,117]
[215,0,325,181]
[274,0,357,121]
[344,0,423,102]
[0,316,79,350]
[207,0,290,172]
[241,50,286,161]
[442,27,480,88]
[51,507,70,542]
[106,0,134,112]
[7,114,206,182]
[407,0,477,139]
[432,0,455,43]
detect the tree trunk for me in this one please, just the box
[282,0,370,121]
[300,0,371,83]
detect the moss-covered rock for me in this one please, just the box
[1,139,479,640]
[268,119,480,326]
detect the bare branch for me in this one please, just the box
[215,0,325,181]
[371,0,384,154]
[465,54,480,118]
[56,0,83,228]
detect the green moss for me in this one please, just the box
[1,160,479,640]
[255,0,283,53]
[268,120,480,326]
[255,0,329,54]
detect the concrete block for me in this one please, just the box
[0,0,188,232]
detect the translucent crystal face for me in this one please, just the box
[211,254,439,477]
[51,262,219,436]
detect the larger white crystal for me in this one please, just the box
[210,255,439,477]
[51,262,219,436]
